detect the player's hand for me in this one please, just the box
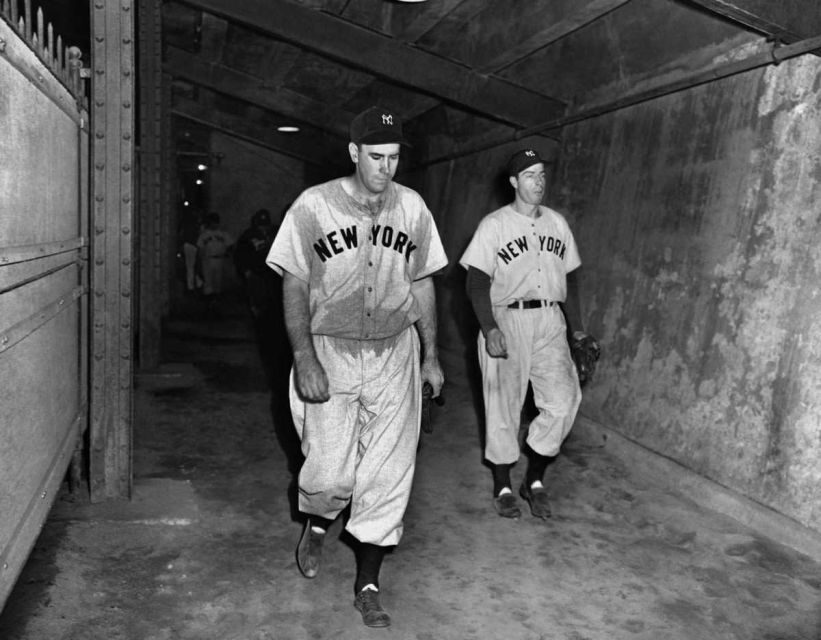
[420,357,444,398]
[485,327,508,358]
[294,353,330,403]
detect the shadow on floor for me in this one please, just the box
[1,296,820,640]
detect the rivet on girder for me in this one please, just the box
[122,227,130,235]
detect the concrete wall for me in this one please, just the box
[553,56,821,533]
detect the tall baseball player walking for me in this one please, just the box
[266,106,447,627]
[460,149,594,520]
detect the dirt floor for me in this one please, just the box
[1,292,820,640]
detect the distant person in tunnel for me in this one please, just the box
[196,211,234,312]
[234,208,279,320]
[266,105,447,628]
[460,148,591,520]
[179,208,204,294]
[235,207,293,446]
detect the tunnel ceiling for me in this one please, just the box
[160,0,821,168]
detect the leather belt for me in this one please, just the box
[507,299,554,309]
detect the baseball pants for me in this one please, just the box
[478,303,581,464]
[290,326,421,547]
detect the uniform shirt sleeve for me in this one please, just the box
[458,215,497,276]
[266,193,312,279]
[413,201,448,280]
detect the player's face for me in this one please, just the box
[512,163,546,205]
[350,142,401,195]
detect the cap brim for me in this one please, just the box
[356,131,412,147]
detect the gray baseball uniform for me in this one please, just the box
[460,203,582,463]
[267,177,447,546]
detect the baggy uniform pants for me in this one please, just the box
[477,303,581,464]
[290,326,421,547]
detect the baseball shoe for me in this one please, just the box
[519,482,552,519]
[296,521,325,578]
[354,588,391,628]
[493,492,521,518]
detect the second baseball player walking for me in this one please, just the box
[460,148,591,520]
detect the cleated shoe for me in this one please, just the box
[519,482,552,519]
[493,492,521,518]
[296,521,325,578]
[354,588,391,628]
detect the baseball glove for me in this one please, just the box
[570,333,601,386]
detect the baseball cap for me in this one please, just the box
[506,148,544,177]
[349,106,410,146]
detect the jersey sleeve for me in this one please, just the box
[458,216,497,276]
[559,215,582,273]
[413,205,449,280]
[266,193,313,280]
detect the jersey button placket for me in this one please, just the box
[363,242,376,336]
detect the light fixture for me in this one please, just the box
[277,125,300,133]
[183,200,190,207]
[197,163,208,171]
[196,179,204,185]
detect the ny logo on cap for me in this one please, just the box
[382,114,394,125]
[525,150,536,157]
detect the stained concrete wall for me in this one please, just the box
[552,56,821,533]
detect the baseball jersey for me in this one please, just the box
[267,178,448,340]
[459,204,580,306]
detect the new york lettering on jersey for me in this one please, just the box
[497,234,567,265]
[312,224,418,263]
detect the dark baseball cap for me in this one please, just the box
[506,148,544,177]
[349,106,410,146]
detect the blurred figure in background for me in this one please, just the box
[196,211,234,312]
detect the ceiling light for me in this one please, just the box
[196,179,203,185]
[197,163,207,171]
[277,125,300,133]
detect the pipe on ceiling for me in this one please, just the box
[414,33,821,169]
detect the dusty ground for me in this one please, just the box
[1,295,820,640]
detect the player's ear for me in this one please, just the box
[509,175,518,190]
[348,142,359,164]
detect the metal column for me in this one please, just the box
[89,0,135,501]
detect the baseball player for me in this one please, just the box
[266,105,447,628]
[459,148,589,520]
[196,211,234,308]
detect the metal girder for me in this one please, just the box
[164,46,354,138]
[176,0,566,127]
[687,0,821,43]
[171,94,348,169]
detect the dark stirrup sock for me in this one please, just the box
[492,463,513,496]
[524,449,555,487]
[354,541,387,593]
